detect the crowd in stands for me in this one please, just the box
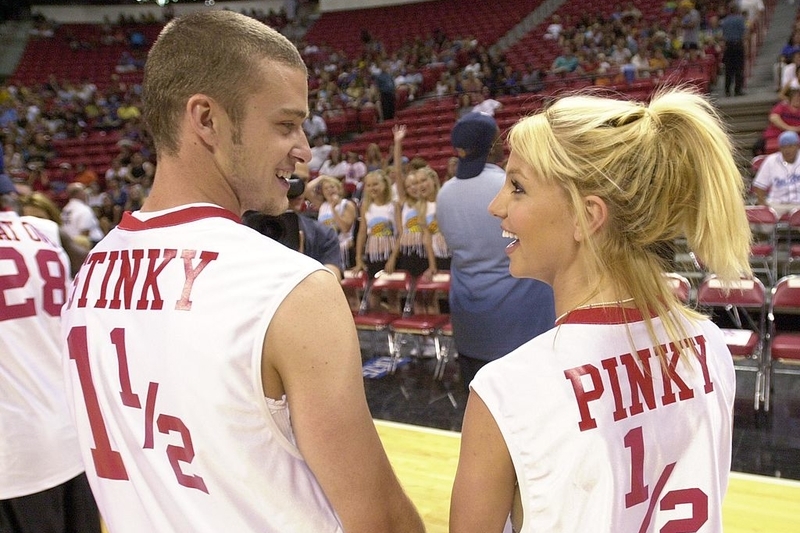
[0,0,771,254]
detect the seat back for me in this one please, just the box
[745,205,779,285]
[698,275,766,357]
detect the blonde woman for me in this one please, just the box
[306,174,358,269]
[416,165,450,272]
[450,89,751,533]
[384,168,436,279]
[354,170,396,279]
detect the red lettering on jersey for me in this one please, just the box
[660,342,694,406]
[175,250,218,311]
[110,249,145,310]
[567,335,714,432]
[21,222,57,247]
[137,249,177,310]
[72,252,106,309]
[601,357,627,422]
[620,348,657,416]
[691,335,714,394]
[0,220,20,241]
[95,251,120,308]
[564,364,604,431]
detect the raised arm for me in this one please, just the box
[450,391,517,533]
[304,175,328,209]
[393,124,407,204]
[263,270,425,532]
[331,198,357,235]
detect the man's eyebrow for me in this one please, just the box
[281,108,308,120]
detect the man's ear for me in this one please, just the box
[574,195,607,241]
[186,94,220,147]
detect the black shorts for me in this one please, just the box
[396,252,429,277]
[0,473,101,533]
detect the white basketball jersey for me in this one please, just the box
[60,204,343,532]
[0,212,83,499]
[472,306,735,533]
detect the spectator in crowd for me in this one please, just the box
[363,142,386,172]
[60,182,104,248]
[124,151,155,187]
[318,142,347,180]
[720,2,747,97]
[679,0,702,59]
[73,161,99,187]
[385,125,436,280]
[302,109,327,140]
[551,45,581,75]
[471,87,503,116]
[437,112,555,389]
[308,134,332,172]
[780,31,800,65]
[373,62,396,121]
[343,150,368,197]
[354,169,397,280]
[755,87,800,155]
[543,14,564,42]
[306,175,358,269]
[752,130,800,216]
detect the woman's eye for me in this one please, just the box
[510,180,524,194]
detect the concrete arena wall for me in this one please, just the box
[319,0,429,12]
[31,1,286,23]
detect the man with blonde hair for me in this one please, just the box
[60,11,423,533]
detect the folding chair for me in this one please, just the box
[765,275,800,413]
[433,321,455,382]
[781,208,800,276]
[352,270,414,357]
[745,205,779,287]
[340,269,367,315]
[388,272,451,375]
[696,275,767,412]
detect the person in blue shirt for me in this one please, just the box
[437,112,555,390]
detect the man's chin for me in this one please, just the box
[248,199,288,217]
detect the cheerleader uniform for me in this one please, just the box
[395,202,429,277]
[362,202,396,278]
[318,199,355,269]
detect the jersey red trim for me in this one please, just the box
[557,305,645,326]
[117,206,241,231]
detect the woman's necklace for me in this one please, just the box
[556,297,635,324]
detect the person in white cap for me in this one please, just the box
[752,129,800,216]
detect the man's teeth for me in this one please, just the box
[277,171,292,180]
[502,230,518,240]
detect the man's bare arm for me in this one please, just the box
[263,270,425,532]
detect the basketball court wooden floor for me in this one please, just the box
[375,420,800,533]
[96,418,799,532]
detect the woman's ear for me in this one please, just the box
[574,195,607,241]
